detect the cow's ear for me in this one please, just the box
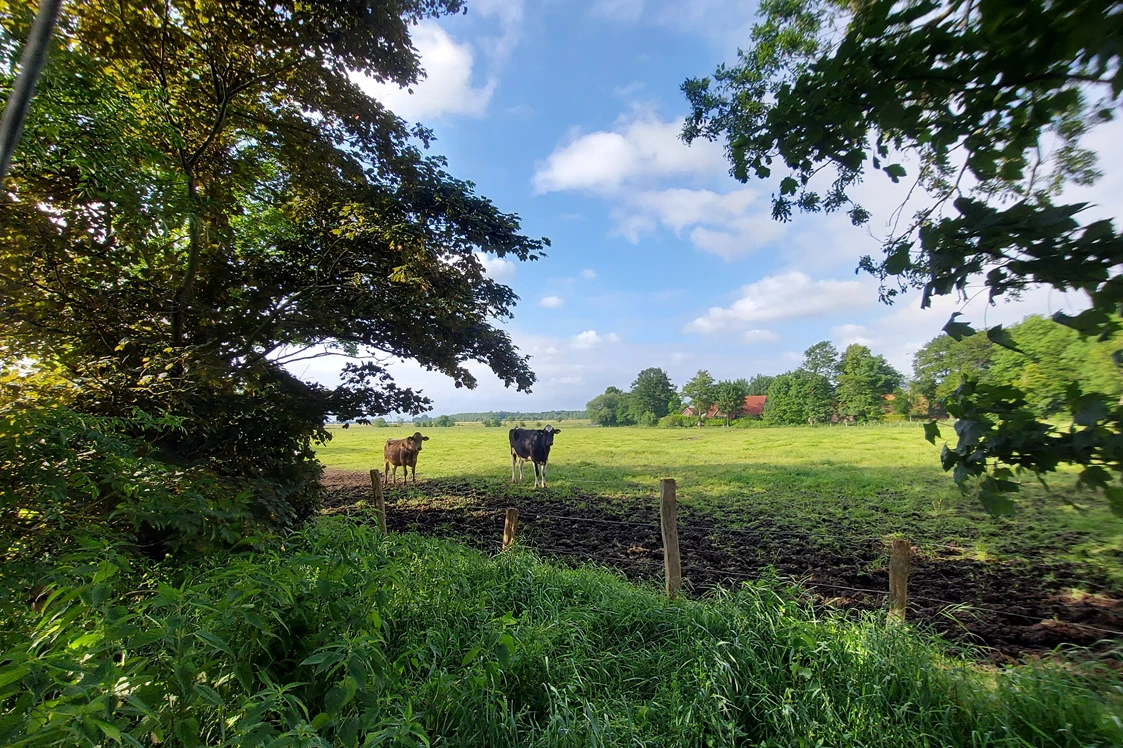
[422,436,430,441]
[552,428,561,434]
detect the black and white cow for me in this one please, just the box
[509,425,561,488]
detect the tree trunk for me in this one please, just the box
[172,176,203,344]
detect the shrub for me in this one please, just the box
[658,414,696,428]
[730,416,768,429]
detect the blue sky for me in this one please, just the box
[292,0,1116,414]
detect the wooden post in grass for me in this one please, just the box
[888,539,911,622]
[369,469,387,534]
[660,479,682,599]
[502,507,519,550]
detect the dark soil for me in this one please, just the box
[323,470,1123,662]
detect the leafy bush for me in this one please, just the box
[636,411,658,428]
[2,521,1120,746]
[658,414,700,428]
[730,415,767,429]
[0,371,314,559]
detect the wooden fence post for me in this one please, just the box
[888,539,911,622]
[369,469,387,534]
[502,507,519,550]
[660,478,682,599]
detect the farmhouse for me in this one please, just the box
[682,395,766,421]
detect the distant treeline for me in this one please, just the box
[439,410,586,422]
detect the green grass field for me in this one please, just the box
[317,422,1123,588]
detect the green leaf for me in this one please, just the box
[460,645,481,668]
[884,244,911,275]
[923,420,941,444]
[1106,487,1123,518]
[94,720,122,742]
[985,325,1021,352]
[1072,396,1110,427]
[1053,308,1111,336]
[0,665,29,689]
[884,163,906,183]
[195,683,224,707]
[943,313,976,341]
[779,176,799,195]
[978,488,1017,517]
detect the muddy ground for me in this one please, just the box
[323,469,1123,662]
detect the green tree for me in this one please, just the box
[682,369,717,426]
[983,315,1123,416]
[630,368,676,419]
[746,374,774,396]
[800,342,840,382]
[764,370,833,426]
[587,386,624,426]
[835,345,902,423]
[912,333,995,414]
[0,1,548,536]
[713,378,750,426]
[434,415,456,427]
[684,0,1123,510]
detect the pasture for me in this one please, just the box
[317,423,1123,659]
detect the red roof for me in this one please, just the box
[682,395,767,420]
[742,395,767,416]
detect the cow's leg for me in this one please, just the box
[518,458,524,482]
[384,460,390,485]
[541,462,547,489]
[411,463,417,483]
[511,451,517,482]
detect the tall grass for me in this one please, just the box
[2,519,1120,746]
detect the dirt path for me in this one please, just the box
[323,470,1123,662]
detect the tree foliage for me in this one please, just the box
[745,374,775,397]
[0,0,546,543]
[586,386,625,427]
[682,369,717,425]
[685,0,1123,510]
[835,345,901,423]
[630,368,676,420]
[800,341,840,382]
[912,332,995,414]
[764,370,833,426]
[713,378,751,426]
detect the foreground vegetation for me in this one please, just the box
[319,424,1123,588]
[3,519,1120,746]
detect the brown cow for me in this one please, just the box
[384,432,430,485]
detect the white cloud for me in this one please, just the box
[686,272,875,334]
[589,0,644,22]
[832,323,875,348]
[572,330,622,349]
[741,329,780,344]
[611,187,786,259]
[476,252,516,281]
[580,268,597,279]
[472,0,525,64]
[353,23,496,121]
[532,109,725,194]
[540,295,564,308]
[613,80,646,97]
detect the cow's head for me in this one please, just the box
[410,432,430,449]
[541,424,560,446]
